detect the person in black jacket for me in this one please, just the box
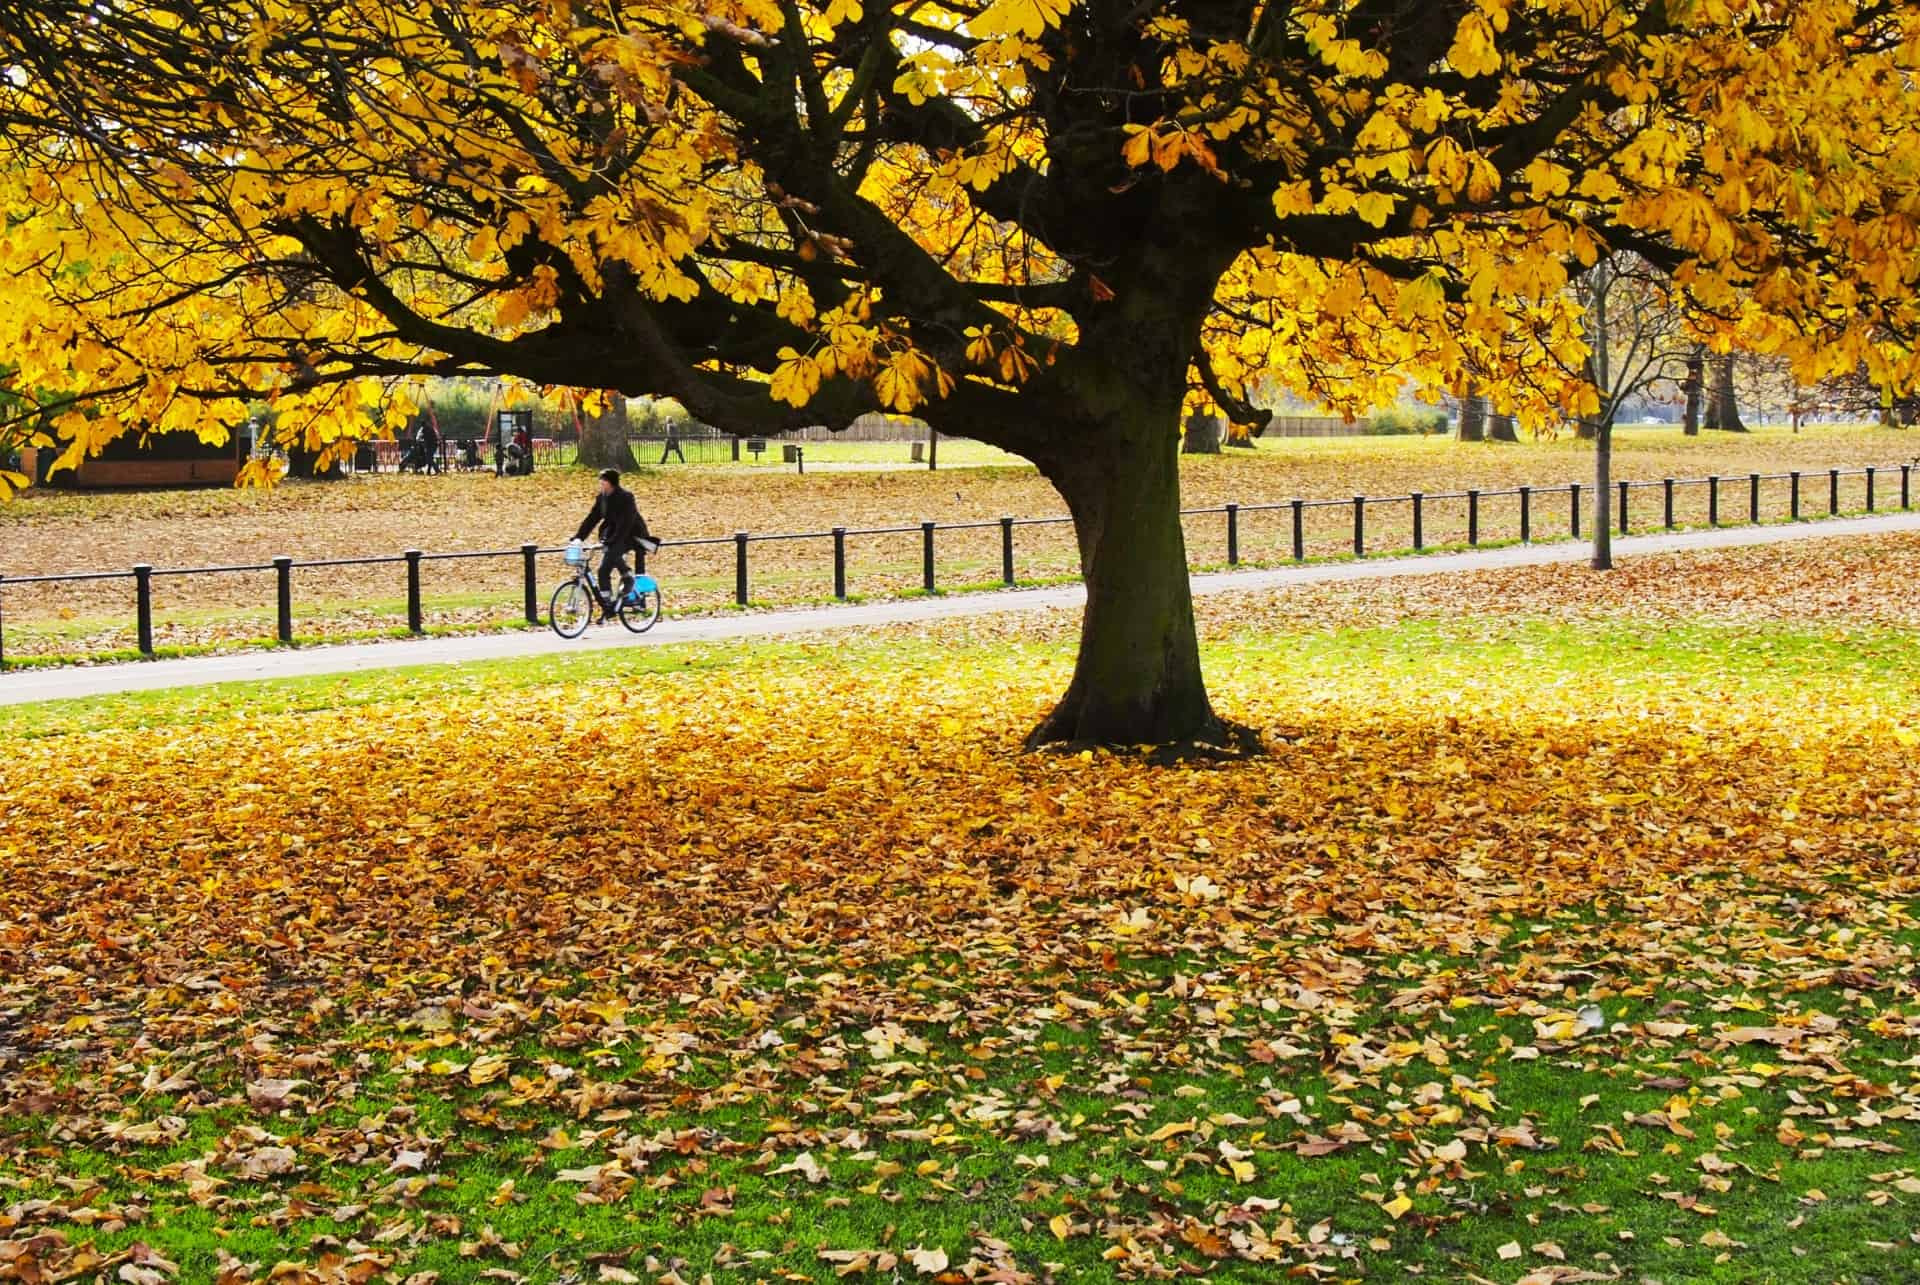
[418,419,442,474]
[575,469,652,608]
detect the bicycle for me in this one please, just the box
[549,540,663,638]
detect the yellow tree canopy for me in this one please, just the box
[3,0,1917,476]
[4,0,1919,742]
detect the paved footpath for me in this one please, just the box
[3,512,1915,708]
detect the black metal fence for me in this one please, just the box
[1,463,1911,667]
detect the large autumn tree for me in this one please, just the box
[3,0,1919,745]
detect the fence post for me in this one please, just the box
[1410,493,1423,551]
[735,532,749,606]
[133,564,155,656]
[1749,473,1761,525]
[1617,480,1629,535]
[1903,464,1912,511]
[1791,470,1801,520]
[1226,503,1240,565]
[1352,496,1365,557]
[274,556,294,644]
[1708,475,1720,527]
[1866,466,1876,513]
[1519,485,1531,543]
[1000,516,1015,585]
[1291,499,1305,561]
[521,544,539,625]
[832,527,848,600]
[405,550,423,634]
[922,521,936,593]
[1467,489,1479,546]
[1830,468,1841,516]
[1570,483,1581,538]
[1664,478,1675,529]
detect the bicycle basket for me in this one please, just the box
[563,541,586,565]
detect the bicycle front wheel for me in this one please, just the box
[620,585,663,634]
[549,579,594,638]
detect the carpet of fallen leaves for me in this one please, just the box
[2,534,1919,1284]
[1198,529,1920,634]
[2,426,1913,658]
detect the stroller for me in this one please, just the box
[398,437,435,473]
[498,433,535,476]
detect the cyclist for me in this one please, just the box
[574,468,653,615]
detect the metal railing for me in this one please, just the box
[0,463,1911,667]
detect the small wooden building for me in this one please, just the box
[20,429,244,489]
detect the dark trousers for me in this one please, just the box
[659,437,685,464]
[596,546,632,601]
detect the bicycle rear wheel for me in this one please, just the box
[620,584,663,633]
[549,579,594,638]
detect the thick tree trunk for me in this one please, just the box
[1028,425,1218,749]
[1703,355,1746,432]
[1181,413,1222,454]
[1682,348,1703,436]
[287,444,345,480]
[1488,410,1518,442]
[576,393,635,470]
[1457,392,1487,442]
[1591,418,1614,571]
[1019,193,1239,751]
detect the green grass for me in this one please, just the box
[9,609,1916,741]
[4,935,1916,1280]
[6,609,1919,1280]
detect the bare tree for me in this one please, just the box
[1563,256,1697,570]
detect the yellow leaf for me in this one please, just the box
[972,0,1069,40]
[1448,12,1500,78]
[469,1054,511,1086]
[1354,191,1396,228]
[770,347,822,407]
[1271,180,1315,219]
